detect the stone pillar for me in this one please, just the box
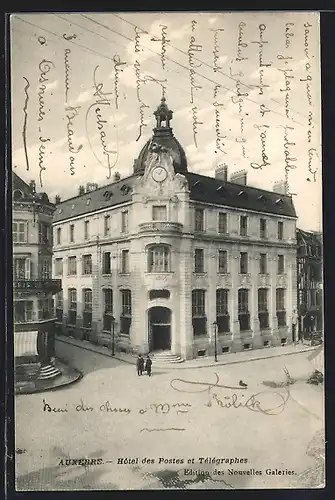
[269,252,280,346]
[250,254,262,349]
[230,247,242,352]
[179,237,193,359]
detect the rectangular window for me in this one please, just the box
[55,258,63,276]
[14,300,33,322]
[56,291,63,322]
[240,215,248,236]
[83,288,92,329]
[14,258,29,279]
[40,259,51,279]
[152,205,167,221]
[121,250,129,274]
[67,256,77,275]
[120,289,132,335]
[192,289,206,336]
[216,289,230,333]
[195,208,204,232]
[218,250,228,274]
[258,288,269,329]
[38,298,54,320]
[260,218,267,238]
[103,289,114,331]
[69,224,75,243]
[56,227,61,245]
[278,221,284,240]
[194,249,204,273]
[84,220,90,240]
[82,254,92,275]
[238,289,250,331]
[260,253,267,274]
[103,252,111,274]
[104,215,110,236]
[148,245,170,273]
[121,211,128,233]
[39,222,51,244]
[276,288,286,326]
[240,252,248,274]
[218,212,227,234]
[278,255,284,274]
[68,288,77,326]
[13,221,27,243]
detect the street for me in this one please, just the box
[15,348,325,490]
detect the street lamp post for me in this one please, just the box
[213,321,218,362]
[111,316,115,356]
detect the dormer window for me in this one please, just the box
[104,191,113,201]
[275,198,284,205]
[13,190,23,201]
[216,185,226,195]
[193,181,201,188]
[257,194,266,202]
[71,204,75,210]
[86,198,91,205]
[121,184,131,194]
[238,190,247,197]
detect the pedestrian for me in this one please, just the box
[136,354,144,376]
[292,309,298,343]
[145,355,152,377]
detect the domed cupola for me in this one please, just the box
[134,97,188,175]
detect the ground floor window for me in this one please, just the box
[14,300,33,323]
[192,289,206,336]
[55,291,63,323]
[276,288,286,326]
[83,288,92,329]
[238,288,250,331]
[68,288,77,326]
[216,289,230,333]
[120,289,131,335]
[103,289,114,331]
[38,298,54,320]
[258,288,269,329]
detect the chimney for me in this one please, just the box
[215,164,228,182]
[230,169,247,186]
[273,181,288,195]
[55,195,61,205]
[29,180,36,193]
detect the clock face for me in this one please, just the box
[152,166,168,183]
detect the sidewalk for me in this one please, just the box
[55,335,317,370]
[15,358,83,395]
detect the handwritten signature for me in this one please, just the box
[22,77,30,171]
[85,65,118,177]
[170,373,290,415]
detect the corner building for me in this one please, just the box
[53,99,297,360]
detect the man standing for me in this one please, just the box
[292,309,298,343]
[145,355,152,377]
[136,354,144,376]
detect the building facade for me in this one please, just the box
[13,173,62,378]
[297,228,323,335]
[53,99,298,360]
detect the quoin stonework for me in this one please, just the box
[52,98,298,360]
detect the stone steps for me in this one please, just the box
[149,351,185,364]
[38,364,62,380]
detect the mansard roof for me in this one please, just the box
[54,170,296,223]
[53,174,140,223]
[184,172,297,218]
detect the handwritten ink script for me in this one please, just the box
[188,20,203,147]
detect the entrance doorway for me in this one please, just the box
[148,306,171,351]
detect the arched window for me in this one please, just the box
[147,245,170,273]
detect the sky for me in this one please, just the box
[10,11,322,231]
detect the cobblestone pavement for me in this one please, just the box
[14,349,325,490]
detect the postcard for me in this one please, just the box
[10,10,324,490]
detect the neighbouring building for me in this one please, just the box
[297,228,323,335]
[13,173,62,379]
[53,98,298,360]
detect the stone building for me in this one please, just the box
[53,98,297,360]
[13,173,62,378]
